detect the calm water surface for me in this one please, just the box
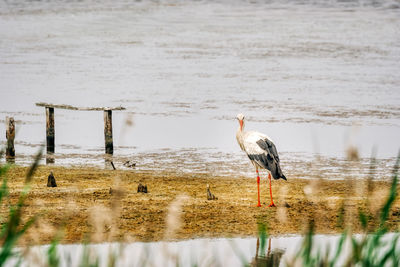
[8,233,400,267]
[0,0,399,179]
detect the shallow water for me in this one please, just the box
[7,233,400,267]
[3,235,338,266]
[0,0,399,178]
[4,235,301,266]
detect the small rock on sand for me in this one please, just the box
[207,184,218,200]
[137,183,148,193]
[47,172,57,187]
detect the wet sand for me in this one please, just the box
[1,166,399,245]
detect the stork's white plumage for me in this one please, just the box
[236,113,286,207]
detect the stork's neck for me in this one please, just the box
[236,127,243,140]
[236,122,245,151]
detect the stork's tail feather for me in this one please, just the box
[272,166,287,181]
[272,171,287,181]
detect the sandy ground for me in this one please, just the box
[1,166,399,245]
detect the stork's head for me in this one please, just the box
[236,113,245,131]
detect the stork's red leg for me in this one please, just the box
[268,173,276,207]
[256,169,261,207]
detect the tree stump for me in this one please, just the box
[5,117,15,160]
[104,110,113,155]
[137,183,148,193]
[47,172,57,187]
[46,107,55,154]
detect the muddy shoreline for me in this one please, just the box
[1,166,399,245]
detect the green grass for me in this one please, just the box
[0,149,42,266]
[291,153,400,267]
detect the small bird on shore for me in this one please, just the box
[123,160,136,168]
[236,113,286,207]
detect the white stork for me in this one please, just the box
[236,113,286,207]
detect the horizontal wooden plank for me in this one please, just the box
[36,102,126,111]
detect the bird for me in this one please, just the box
[123,160,136,168]
[236,113,286,207]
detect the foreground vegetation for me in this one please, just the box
[292,154,400,266]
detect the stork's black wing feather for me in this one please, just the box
[256,138,280,163]
[249,138,286,180]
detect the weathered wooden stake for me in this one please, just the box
[36,103,124,158]
[46,107,55,154]
[104,110,113,155]
[6,117,15,159]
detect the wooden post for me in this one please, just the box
[6,117,15,160]
[46,107,55,154]
[36,102,125,157]
[104,110,113,155]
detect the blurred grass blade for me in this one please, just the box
[358,210,368,230]
[0,148,43,266]
[47,239,60,267]
[0,176,9,204]
[298,220,315,266]
[25,145,44,183]
[379,234,399,266]
[379,152,399,227]
[330,230,347,266]
[79,244,99,267]
[257,223,267,257]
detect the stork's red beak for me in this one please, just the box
[239,120,243,131]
